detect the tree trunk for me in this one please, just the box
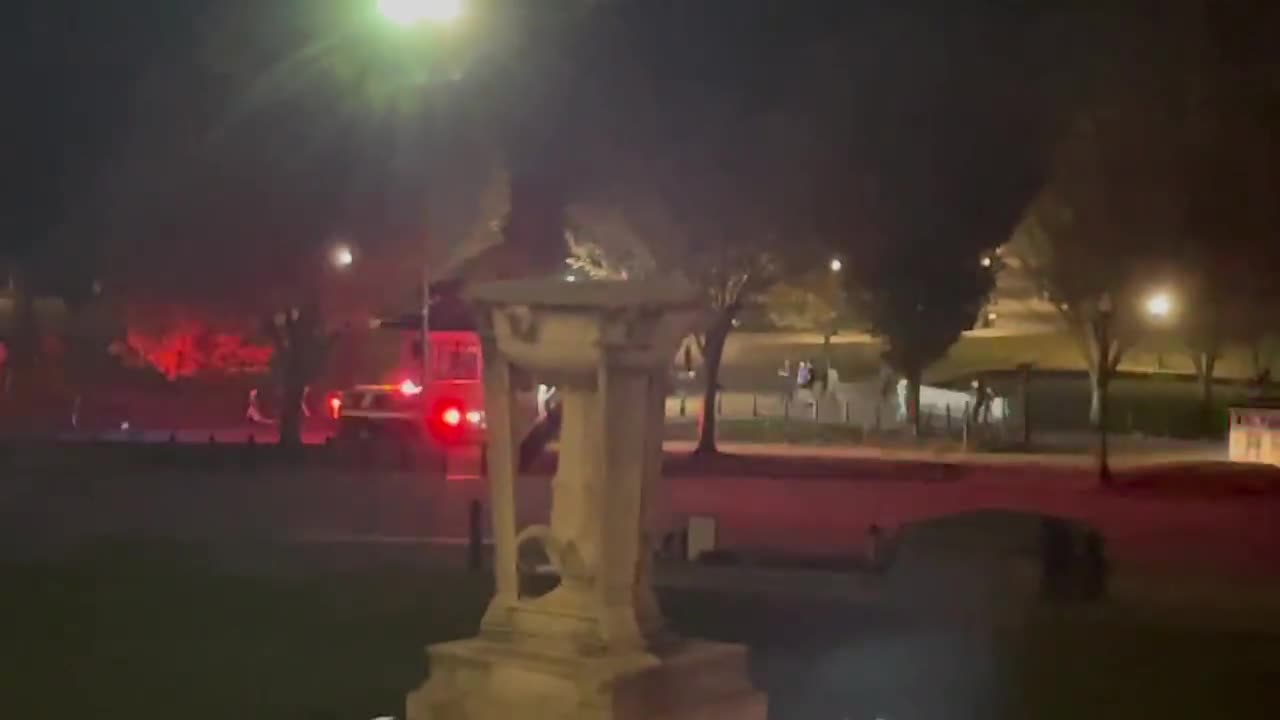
[1088,366,1103,428]
[278,379,304,447]
[1082,316,1125,429]
[1199,351,1216,432]
[1086,336,1115,429]
[1,269,40,427]
[694,312,734,455]
[270,308,328,448]
[905,367,922,438]
[278,326,305,448]
[1019,364,1033,447]
[822,331,833,375]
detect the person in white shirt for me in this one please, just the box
[246,388,274,424]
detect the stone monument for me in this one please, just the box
[407,276,765,719]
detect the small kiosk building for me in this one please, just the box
[1228,400,1280,466]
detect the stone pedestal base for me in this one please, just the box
[406,638,766,720]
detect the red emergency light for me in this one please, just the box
[428,397,484,444]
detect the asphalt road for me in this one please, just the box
[3,445,1277,582]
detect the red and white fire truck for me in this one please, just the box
[332,329,489,446]
[331,310,549,456]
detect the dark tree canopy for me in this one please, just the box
[800,5,1059,429]
[6,1,209,289]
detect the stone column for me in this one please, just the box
[407,277,765,720]
[479,335,520,612]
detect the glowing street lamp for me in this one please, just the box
[1144,291,1173,319]
[377,0,463,26]
[330,244,355,270]
[828,257,843,273]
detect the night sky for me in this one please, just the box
[6,1,1279,313]
[8,1,209,258]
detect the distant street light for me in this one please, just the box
[377,0,463,26]
[330,244,355,269]
[1145,291,1173,319]
[980,256,993,268]
[828,258,843,273]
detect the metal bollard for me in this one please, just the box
[242,434,258,470]
[158,432,175,464]
[751,393,758,418]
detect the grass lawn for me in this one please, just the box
[993,372,1259,438]
[0,543,487,720]
[719,330,1267,390]
[666,417,868,446]
[708,330,1275,439]
[669,374,1248,442]
[924,331,1253,382]
[1002,609,1280,720]
[5,540,1280,719]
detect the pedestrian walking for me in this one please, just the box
[246,388,273,424]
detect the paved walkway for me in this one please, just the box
[663,439,1226,469]
[5,442,1277,581]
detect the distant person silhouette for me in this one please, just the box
[246,388,274,424]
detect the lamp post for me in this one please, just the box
[376,0,466,388]
[825,257,845,376]
[1096,292,1114,487]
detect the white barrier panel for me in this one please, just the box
[896,379,1008,422]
